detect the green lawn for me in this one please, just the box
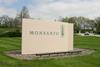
[0,36,100,67]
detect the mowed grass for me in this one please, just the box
[0,36,100,67]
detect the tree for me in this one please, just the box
[19,6,30,18]
[14,6,30,27]
[0,15,14,28]
[61,17,78,33]
[61,17,69,22]
[96,21,100,34]
[95,17,100,34]
[68,17,80,33]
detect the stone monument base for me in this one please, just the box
[5,48,94,60]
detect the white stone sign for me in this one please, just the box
[22,19,73,54]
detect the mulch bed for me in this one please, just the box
[5,48,95,60]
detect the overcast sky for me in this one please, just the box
[0,0,100,20]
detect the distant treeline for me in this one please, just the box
[0,6,100,34]
[60,16,100,34]
[0,6,30,28]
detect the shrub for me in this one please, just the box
[0,29,21,37]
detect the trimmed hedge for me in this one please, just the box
[0,29,21,37]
